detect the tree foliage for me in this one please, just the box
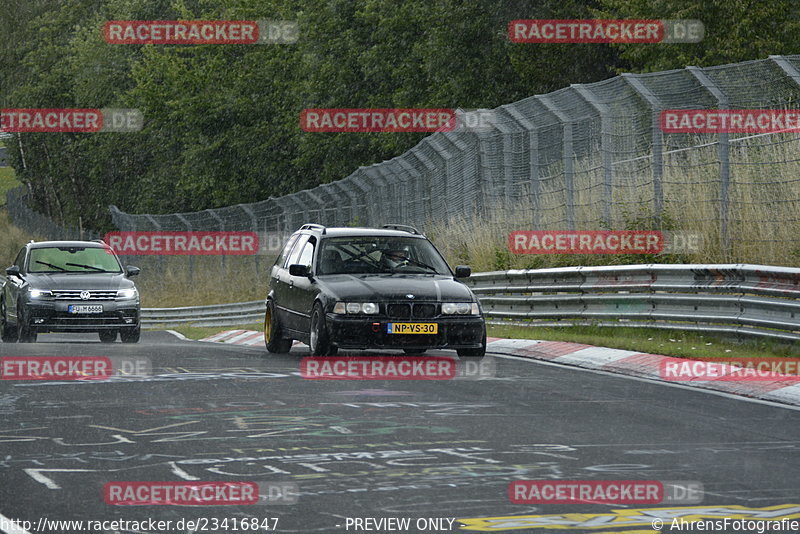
[1,0,796,230]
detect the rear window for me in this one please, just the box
[28,246,122,273]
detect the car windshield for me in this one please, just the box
[317,236,451,275]
[28,246,122,273]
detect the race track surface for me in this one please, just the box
[1,332,799,533]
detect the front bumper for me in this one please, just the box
[327,314,485,350]
[24,299,140,333]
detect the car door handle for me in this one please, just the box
[289,280,294,288]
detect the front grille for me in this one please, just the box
[52,290,117,301]
[412,303,437,318]
[386,302,438,319]
[386,303,411,318]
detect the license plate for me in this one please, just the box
[387,322,438,334]
[68,305,103,314]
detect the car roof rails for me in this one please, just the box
[92,239,107,244]
[300,223,326,234]
[382,224,419,235]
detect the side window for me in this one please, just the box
[285,235,309,268]
[276,234,300,268]
[297,239,315,269]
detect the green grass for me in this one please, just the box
[488,324,800,359]
[0,166,20,207]
[162,322,262,340]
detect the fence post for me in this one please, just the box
[572,84,613,227]
[504,104,540,229]
[175,213,194,280]
[204,209,226,271]
[238,204,260,276]
[622,73,665,228]
[687,65,730,259]
[537,94,575,230]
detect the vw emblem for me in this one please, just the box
[80,291,91,300]
[406,294,415,299]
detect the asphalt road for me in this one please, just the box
[1,332,799,534]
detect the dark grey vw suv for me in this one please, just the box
[264,224,486,357]
[1,240,141,343]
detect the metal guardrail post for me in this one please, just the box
[572,84,614,227]
[622,73,665,228]
[537,94,575,230]
[687,66,731,259]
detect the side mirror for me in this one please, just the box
[126,265,140,277]
[454,265,471,278]
[5,265,20,277]
[289,264,310,277]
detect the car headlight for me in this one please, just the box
[116,288,138,299]
[28,288,53,299]
[333,302,379,314]
[442,302,479,315]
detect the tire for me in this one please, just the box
[18,322,37,343]
[457,329,486,358]
[309,303,337,356]
[403,348,427,355]
[120,325,140,343]
[99,330,117,343]
[264,300,292,354]
[0,300,18,343]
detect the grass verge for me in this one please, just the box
[162,323,262,340]
[488,324,800,359]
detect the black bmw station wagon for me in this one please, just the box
[264,224,486,357]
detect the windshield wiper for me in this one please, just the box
[64,263,111,272]
[35,261,66,271]
[394,257,439,273]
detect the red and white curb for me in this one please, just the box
[201,329,304,347]
[198,331,800,407]
[486,338,800,407]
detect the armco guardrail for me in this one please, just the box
[142,300,265,328]
[464,263,800,342]
[142,264,800,341]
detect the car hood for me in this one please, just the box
[318,274,474,301]
[25,272,134,290]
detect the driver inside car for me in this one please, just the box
[381,246,410,270]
